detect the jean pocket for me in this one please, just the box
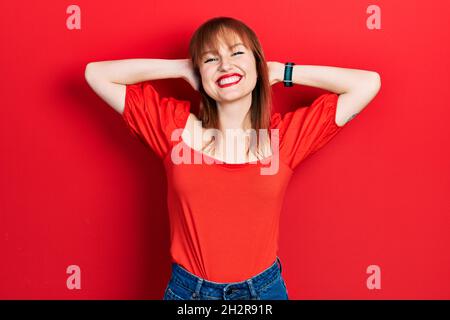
[258,276,288,300]
[164,287,185,300]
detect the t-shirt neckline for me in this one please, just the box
[164,139,274,169]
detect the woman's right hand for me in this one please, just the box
[181,59,201,92]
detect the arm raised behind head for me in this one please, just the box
[84,58,192,114]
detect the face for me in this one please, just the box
[199,37,258,104]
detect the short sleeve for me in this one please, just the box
[272,93,345,170]
[122,81,190,158]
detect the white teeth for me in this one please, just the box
[218,76,241,86]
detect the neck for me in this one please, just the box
[216,93,252,132]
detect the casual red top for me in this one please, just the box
[122,80,344,282]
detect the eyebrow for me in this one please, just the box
[201,43,245,57]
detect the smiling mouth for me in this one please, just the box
[217,76,243,88]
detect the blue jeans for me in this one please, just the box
[163,256,289,300]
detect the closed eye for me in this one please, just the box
[204,51,244,63]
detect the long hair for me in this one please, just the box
[188,16,273,159]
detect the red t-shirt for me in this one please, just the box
[122,80,344,282]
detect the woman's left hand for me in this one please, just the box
[267,61,284,86]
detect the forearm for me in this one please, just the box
[273,62,379,94]
[85,58,190,85]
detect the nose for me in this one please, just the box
[218,56,234,71]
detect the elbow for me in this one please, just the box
[357,71,381,97]
[84,62,98,83]
[369,71,381,93]
[84,63,93,82]
[365,72,381,104]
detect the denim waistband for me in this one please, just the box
[169,256,283,299]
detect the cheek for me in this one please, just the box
[244,67,258,87]
[201,70,215,86]
[244,62,258,79]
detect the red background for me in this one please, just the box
[1,0,449,299]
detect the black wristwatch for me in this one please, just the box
[283,62,295,87]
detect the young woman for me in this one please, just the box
[85,17,381,300]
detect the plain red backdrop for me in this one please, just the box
[1,0,449,299]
